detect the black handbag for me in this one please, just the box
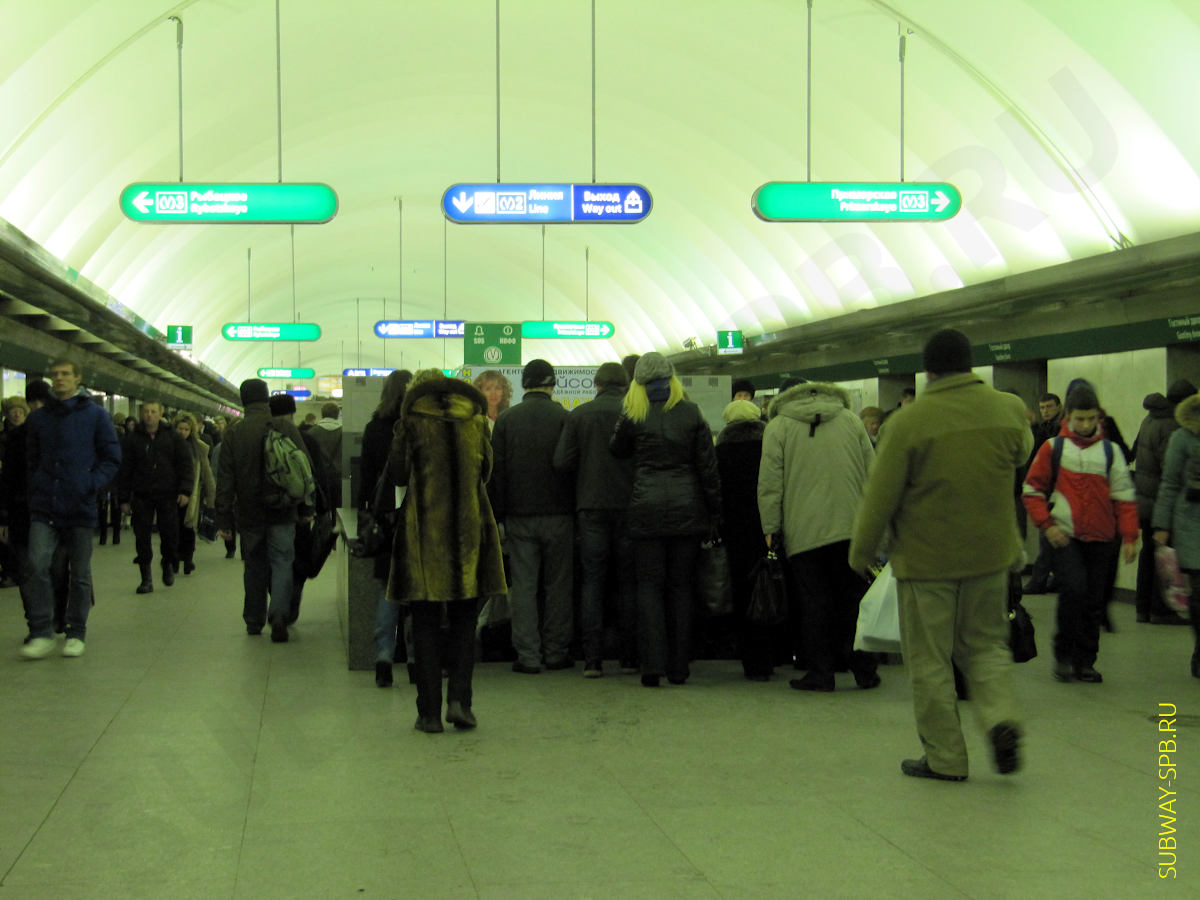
[747,542,789,627]
[696,538,734,617]
[307,510,337,577]
[1008,572,1037,663]
[197,507,218,543]
[349,472,397,559]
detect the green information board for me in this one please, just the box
[717,330,743,356]
[753,181,961,222]
[464,322,522,365]
[120,183,338,224]
[221,323,321,341]
[521,320,615,339]
[257,367,316,379]
[166,325,193,349]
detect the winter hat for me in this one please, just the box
[25,378,51,405]
[722,399,762,424]
[521,358,556,389]
[778,376,807,391]
[239,378,270,405]
[1065,377,1095,399]
[268,394,297,415]
[594,362,629,391]
[633,352,673,385]
[731,378,756,399]
[1168,379,1198,406]
[922,329,972,374]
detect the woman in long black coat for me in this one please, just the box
[610,353,721,687]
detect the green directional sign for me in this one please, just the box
[521,320,615,339]
[166,325,193,349]
[464,322,522,365]
[753,181,961,222]
[221,323,321,342]
[120,182,338,224]
[717,330,743,356]
[257,367,316,379]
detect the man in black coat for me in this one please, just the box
[553,361,635,677]
[490,359,575,673]
[119,401,193,593]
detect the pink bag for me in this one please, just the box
[1155,545,1191,614]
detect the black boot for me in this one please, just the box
[136,563,153,594]
[162,563,175,587]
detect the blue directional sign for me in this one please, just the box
[442,184,652,224]
[343,368,396,377]
[272,388,312,399]
[374,320,466,338]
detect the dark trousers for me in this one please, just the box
[179,522,197,565]
[1028,532,1055,589]
[788,540,876,681]
[97,491,122,543]
[1053,538,1117,666]
[577,509,637,664]
[634,536,701,680]
[132,493,180,569]
[411,599,478,718]
[1136,518,1170,619]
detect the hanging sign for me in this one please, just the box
[443,184,652,224]
[166,325,193,349]
[343,368,396,377]
[374,320,467,338]
[120,183,338,224]
[752,181,961,222]
[464,322,522,365]
[716,330,743,355]
[272,388,312,399]
[521,321,615,339]
[257,367,315,379]
[221,323,321,341]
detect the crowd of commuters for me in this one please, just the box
[4,342,1199,773]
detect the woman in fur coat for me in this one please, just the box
[387,370,507,732]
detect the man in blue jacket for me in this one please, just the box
[20,359,121,660]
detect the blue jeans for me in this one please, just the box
[240,523,296,630]
[27,521,94,641]
[577,509,637,663]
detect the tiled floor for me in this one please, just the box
[2,536,1198,898]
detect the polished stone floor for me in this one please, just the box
[2,535,1198,898]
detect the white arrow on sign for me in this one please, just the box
[223,325,236,338]
[598,323,611,336]
[133,191,154,214]
[452,191,474,214]
[932,190,949,213]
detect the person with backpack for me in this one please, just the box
[215,379,314,642]
[1022,384,1138,683]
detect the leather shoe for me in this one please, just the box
[544,657,575,670]
[414,716,444,734]
[641,674,660,687]
[989,722,1021,775]
[162,567,175,587]
[375,661,393,688]
[270,621,289,643]
[789,675,835,692]
[446,701,477,729]
[1074,665,1103,683]
[901,756,966,782]
[1053,661,1074,682]
[854,672,882,690]
[511,661,541,674]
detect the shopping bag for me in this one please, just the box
[1155,545,1192,614]
[853,563,901,653]
[696,539,734,617]
[746,548,789,627]
[197,507,218,543]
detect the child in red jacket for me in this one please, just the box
[1022,385,1138,683]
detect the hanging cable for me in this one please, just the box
[396,196,404,319]
[275,0,284,182]
[585,247,590,320]
[806,0,813,181]
[168,17,183,181]
[899,23,909,182]
[246,247,252,321]
[591,0,597,183]
[541,225,546,319]
[495,0,502,182]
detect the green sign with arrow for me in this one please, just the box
[753,181,961,222]
[521,321,615,339]
[257,367,316,379]
[222,323,321,342]
[121,183,338,224]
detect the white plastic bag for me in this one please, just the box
[854,563,901,653]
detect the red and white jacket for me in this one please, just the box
[1022,421,1138,544]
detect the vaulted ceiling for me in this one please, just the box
[2,0,1197,385]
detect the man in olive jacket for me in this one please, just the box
[216,379,313,641]
[849,330,1032,782]
[490,359,575,673]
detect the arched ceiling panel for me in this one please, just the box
[1,0,1197,387]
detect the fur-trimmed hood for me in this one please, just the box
[716,418,765,446]
[403,376,487,421]
[1176,392,1200,434]
[768,381,851,425]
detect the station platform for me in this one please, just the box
[1,533,1197,898]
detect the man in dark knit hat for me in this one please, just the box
[490,359,575,672]
[850,328,1031,782]
[215,379,313,642]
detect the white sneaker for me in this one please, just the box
[62,638,86,658]
[19,637,56,660]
